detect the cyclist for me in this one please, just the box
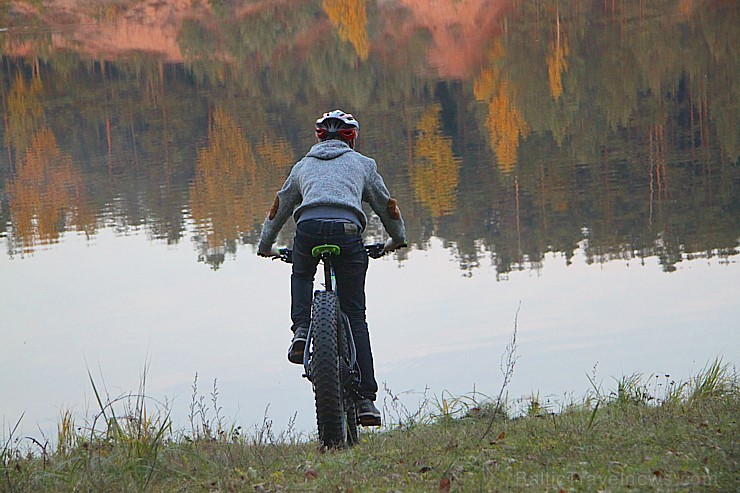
[257,109,406,426]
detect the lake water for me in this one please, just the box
[1,0,738,442]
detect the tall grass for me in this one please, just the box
[1,357,736,492]
[688,357,736,401]
[79,364,173,489]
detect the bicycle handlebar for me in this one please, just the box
[365,242,386,259]
[272,242,406,264]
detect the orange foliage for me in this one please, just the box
[487,78,530,173]
[396,0,508,78]
[6,72,44,150]
[7,127,93,253]
[474,42,529,174]
[546,16,569,100]
[189,108,293,249]
[410,104,460,217]
[4,0,188,62]
[322,0,369,60]
[678,0,697,18]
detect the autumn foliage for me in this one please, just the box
[6,72,44,150]
[546,15,569,100]
[322,0,370,60]
[474,42,530,174]
[7,128,93,253]
[189,108,292,252]
[410,105,461,217]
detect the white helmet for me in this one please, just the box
[315,109,359,148]
[315,109,360,131]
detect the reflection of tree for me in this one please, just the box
[322,0,369,60]
[6,72,44,150]
[188,107,292,268]
[0,0,737,275]
[546,13,568,100]
[189,107,255,264]
[6,127,94,254]
[648,124,669,222]
[474,42,530,174]
[410,104,460,217]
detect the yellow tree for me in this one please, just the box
[189,107,257,250]
[410,104,460,217]
[189,108,294,252]
[474,41,530,174]
[546,13,569,100]
[322,0,370,60]
[6,72,44,151]
[7,127,93,253]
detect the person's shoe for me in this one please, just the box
[355,398,381,427]
[287,327,308,364]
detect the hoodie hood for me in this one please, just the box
[306,139,354,160]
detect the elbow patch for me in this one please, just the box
[387,198,401,220]
[268,195,280,220]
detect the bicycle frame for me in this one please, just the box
[302,244,357,380]
[276,243,386,382]
[274,241,401,446]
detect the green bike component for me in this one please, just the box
[313,245,341,293]
[312,244,341,257]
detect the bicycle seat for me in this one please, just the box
[311,244,341,257]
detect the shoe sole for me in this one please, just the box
[287,339,306,364]
[357,413,381,427]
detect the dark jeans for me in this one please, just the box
[291,220,378,401]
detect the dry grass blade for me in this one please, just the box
[480,301,520,441]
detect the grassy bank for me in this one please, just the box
[2,361,737,492]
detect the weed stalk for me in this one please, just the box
[480,301,520,440]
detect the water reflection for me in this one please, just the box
[1,1,737,271]
[189,107,293,268]
[5,127,94,254]
[0,0,738,443]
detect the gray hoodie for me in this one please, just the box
[258,140,406,253]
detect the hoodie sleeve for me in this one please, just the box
[363,159,406,243]
[258,166,301,254]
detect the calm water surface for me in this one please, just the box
[1,0,738,440]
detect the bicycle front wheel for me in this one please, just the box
[310,291,355,448]
[338,313,359,445]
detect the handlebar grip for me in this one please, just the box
[365,243,385,259]
[274,248,292,263]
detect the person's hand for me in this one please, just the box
[383,238,407,253]
[257,244,280,257]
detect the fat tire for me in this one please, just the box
[310,291,354,448]
[338,314,359,445]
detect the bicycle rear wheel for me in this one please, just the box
[310,291,357,447]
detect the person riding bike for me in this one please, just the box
[257,109,406,426]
